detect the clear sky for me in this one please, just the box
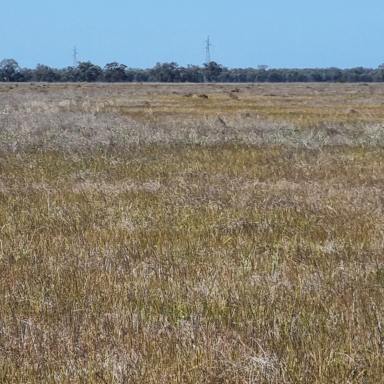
[1,0,384,69]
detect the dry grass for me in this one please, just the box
[0,83,383,383]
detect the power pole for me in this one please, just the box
[205,36,212,64]
[73,46,79,67]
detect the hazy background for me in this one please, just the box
[1,0,383,68]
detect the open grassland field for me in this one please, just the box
[0,83,383,383]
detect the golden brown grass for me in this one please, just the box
[0,83,383,383]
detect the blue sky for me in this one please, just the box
[1,0,384,69]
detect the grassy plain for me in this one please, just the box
[0,83,383,383]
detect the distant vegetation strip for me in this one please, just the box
[2,59,384,82]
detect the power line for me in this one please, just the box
[205,36,212,64]
[73,46,79,67]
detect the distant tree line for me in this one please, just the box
[2,58,384,83]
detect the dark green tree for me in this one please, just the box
[77,62,102,82]
[33,64,60,82]
[0,59,21,81]
[203,61,224,82]
[150,62,180,82]
[104,62,128,82]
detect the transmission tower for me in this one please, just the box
[73,46,79,67]
[205,36,212,64]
